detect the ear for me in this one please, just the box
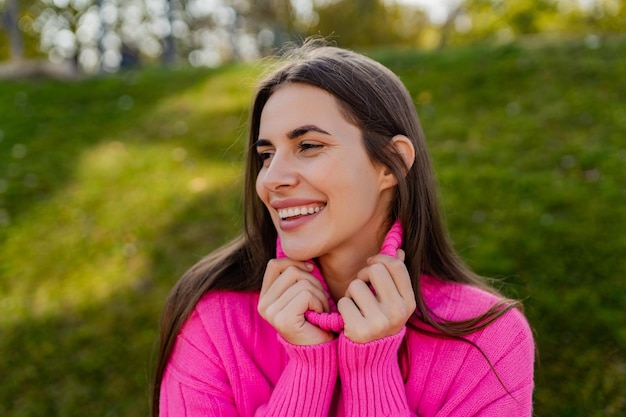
[391,135,415,172]
[378,135,416,191]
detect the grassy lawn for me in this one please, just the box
[1,37,624,416]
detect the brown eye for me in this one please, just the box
[299,142,323,152]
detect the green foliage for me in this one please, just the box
[306,0,405,48]
[1,37,625,416]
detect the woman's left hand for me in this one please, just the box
[337,249,416,343]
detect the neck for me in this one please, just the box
[316,235,384,302]
[317,258,362,302]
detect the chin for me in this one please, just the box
[280,240,320,261]
[281,248,316,262]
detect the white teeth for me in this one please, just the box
[278,205,324,219]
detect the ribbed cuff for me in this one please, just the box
[262,336,338,416]
[338,328,408,416]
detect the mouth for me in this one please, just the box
[277,204,326,220]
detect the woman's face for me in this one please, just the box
[255,83,396,261]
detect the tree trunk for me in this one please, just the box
[162,0,176,66]
[4,0,25,61]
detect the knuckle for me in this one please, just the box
[387,303,408,322]
[257,304,271,321]
[337,297,350,309]
[348,279,366,292]
[273,312,290,332]
[407,298,417,313]
[260,303,276,319]
[297,287,313,300]
[293,279,312,293]
[282,265,301,277]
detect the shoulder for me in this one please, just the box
[174,290,263,360]
[421,274,519,322]
[408,276,535,409]
[195,290,260,316]
[164,290,272,397]
[183,290,261,337]
[418,273,534,363]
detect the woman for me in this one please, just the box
[152,41,535,416]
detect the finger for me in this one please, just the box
[273,279,330,314]
[366,254,414,307]
[337,296,368,326]
[274,291,335,346]
[344,279,381,317]
[286,286,328,317]
[357,262,399,302]
[260,267,328,314]
[338,295,388,344]
[260,258,314,297]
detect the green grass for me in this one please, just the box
[1,38,625,416]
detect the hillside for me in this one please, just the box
[1,38,624,416]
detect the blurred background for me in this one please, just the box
[0,0,624,416]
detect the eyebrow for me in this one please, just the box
[287,125,330,139]
[254,124,331,148]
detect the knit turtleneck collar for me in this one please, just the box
[275,220,403,332]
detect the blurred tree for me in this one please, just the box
[447,0,625,46]
[3,0,623,71]
[175,0,300,66]
[1,0,41,61]
[457,0,558,41]
[305,0,403,48]
[24,0,178,72]
[2,0,24,60]
[578,0,626,33]
[438,2,466,49]
[162,0,176,66]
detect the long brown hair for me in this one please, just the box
[151,40,521,415]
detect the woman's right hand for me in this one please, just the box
[258,258,335,346]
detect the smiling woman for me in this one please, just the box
[254,83,409,272]
[152,39,535,417]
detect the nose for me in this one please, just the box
[259,151,299,191]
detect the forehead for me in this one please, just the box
[259,83,350,135]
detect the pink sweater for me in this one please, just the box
[160,281,534,416]
[161,222,534,416]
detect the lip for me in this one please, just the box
[270,198,326,231]
[270,198,326,210]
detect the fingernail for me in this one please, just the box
[305,262,314,270]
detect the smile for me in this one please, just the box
[278,204,326,220]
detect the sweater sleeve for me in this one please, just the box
[338,327,415,417]
[255,336,339,416]
[159,297,339,417]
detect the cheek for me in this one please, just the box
[350,167,385,204]
[255,172,268,202]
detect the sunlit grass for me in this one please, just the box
[1,139,241,324]
[0,64,251,415]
